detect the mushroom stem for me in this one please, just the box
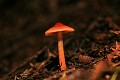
[58,31,67,70]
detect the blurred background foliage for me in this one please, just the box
[0,0,120,77]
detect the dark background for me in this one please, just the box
[0,0,120,77]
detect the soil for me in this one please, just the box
[0,0,120,80]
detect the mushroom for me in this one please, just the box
[45,22,74,70]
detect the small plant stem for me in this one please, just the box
[58,31,67,70]
[110,70,119,80]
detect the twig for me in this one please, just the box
[44,67,75,80]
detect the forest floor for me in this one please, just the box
[0,0,120,80]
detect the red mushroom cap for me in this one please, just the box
[45,22,74,36]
